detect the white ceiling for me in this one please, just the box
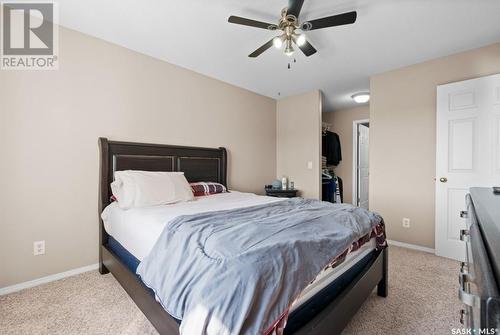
[58,0,500,111]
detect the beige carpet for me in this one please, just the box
[0,246,461,335]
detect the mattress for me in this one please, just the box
[102,191,285,260]
[101,191,377,314]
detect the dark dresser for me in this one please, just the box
[460,188,500,330]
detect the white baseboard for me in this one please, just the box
[387,239,435,254]
[0,263,99,296]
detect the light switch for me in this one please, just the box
[307,161,313,170]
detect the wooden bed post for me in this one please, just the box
[377,247,388,297]
[218,147,228,189]
[98,137,110,275]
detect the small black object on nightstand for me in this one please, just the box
[265,188,298,198]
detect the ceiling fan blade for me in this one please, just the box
[302,11,357,31]
[295,39,317,57]
[287,0,305,18]
[248,39,274,58]
[228,16,277,30]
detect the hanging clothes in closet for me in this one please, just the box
[322,169,343,203]
[333,176,343,203]
[322,130,342,166]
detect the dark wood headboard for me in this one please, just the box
[98,137,227,211]
[98,138,227,258]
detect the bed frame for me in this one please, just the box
[98,137,388,335]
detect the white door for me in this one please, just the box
[358,124,370,209]
[436,73,500,261]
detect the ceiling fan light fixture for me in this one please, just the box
[228,2,358,59]
[273,36,283,49]
[295,34,306,47]
[284,39,294,56]
[352,92,370,104]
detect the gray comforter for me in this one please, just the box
[137,198,382,335]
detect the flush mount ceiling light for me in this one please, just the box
[228,0,357,58]
[352,92,370,104]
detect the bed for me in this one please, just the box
[98,137,388,335]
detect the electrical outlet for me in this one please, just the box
[33,240,45,256]
[402,218,410,228]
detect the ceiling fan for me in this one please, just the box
[228,0,357,58]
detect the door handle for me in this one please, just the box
[439,177,448,183]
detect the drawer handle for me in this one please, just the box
[460,262,471,277]
[459,273,473,291]
[460,229,470,242]
[460,309,467,325]
[460,211,468,218]
[458,289,481,308]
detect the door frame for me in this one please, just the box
[352,119,370,206]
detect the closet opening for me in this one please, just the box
[321,122,343,203]
[353,119,370,209]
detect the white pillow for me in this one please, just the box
[111,171,194,209]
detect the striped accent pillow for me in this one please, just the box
[190,182,227,197]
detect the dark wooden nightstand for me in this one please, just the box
[265,188,298,198]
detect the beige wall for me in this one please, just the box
[0,27,277,288]
[277,91,322,199]
[370,43,500,249]
[322,106,369,204]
